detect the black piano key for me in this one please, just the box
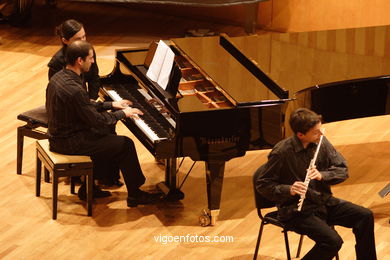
[109,84,172,139]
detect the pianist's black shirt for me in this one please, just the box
[255,135,348,221]
[48,47,101,100]
[46,68,125,154]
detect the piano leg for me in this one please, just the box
[200,160,225,226]
[157,158,185,201]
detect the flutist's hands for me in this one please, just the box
[290,181,308,196]
[307,167,322,181]
[112,100,132,109]
[290,167,322,196]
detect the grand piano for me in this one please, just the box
[100,25,390,226]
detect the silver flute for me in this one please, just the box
[297,134,324,211]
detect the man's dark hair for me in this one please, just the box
[56,19,83,44]
[65,41,92,66]
[289,108,322,134]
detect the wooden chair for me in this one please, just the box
[36,139,93,220]
[252,167,339,260]
[17,105,48,175]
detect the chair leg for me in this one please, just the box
[35,153,41,197]
[52,174,58,220]
[44,168,50,183]
[253,222,264,260]
[283,230,292,260]
[296,234,304,258]
[87,172,93,216]
[17,126,24,175]
[70,177,76,194]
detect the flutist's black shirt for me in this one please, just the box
[255,135,348,220]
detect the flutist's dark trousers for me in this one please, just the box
[285,200,376,260]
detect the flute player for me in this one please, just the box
[254,108,376,260]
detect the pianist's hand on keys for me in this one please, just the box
[122,107,144,119]
[112,99,142,118]
[112,99,133,109]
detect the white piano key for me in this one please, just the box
[138,88,153,101]
[165,115,176,128]
[133,117,160,142]
[107,90,122,101]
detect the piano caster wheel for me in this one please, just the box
[199,209,211,227]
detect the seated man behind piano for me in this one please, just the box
[254,108,376,260]
[48,19,101,100]
[46,40,161,206]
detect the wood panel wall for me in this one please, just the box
[262,0,390,32]
[146,0,390,33]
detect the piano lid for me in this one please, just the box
[227,25,390,95]
[172,36,289,106]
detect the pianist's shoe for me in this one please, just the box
[127,189,163,207]
[77,183,112,201]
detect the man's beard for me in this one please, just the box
[81,65,90,73]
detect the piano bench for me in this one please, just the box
[35,139,93,220]
[17,105,48,175]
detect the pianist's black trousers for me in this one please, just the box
[285,200,376,260]
[92,125,120,184]
[76,134,146,194]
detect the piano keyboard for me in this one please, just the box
[106,87,171,143]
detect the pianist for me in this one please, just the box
[46,40,162,207]
[254,108,376,260]
[48,19,123,188]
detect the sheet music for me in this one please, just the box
[157,48,175,89]
[146,40,175,90]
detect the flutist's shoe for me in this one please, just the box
[127,190,163,207]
